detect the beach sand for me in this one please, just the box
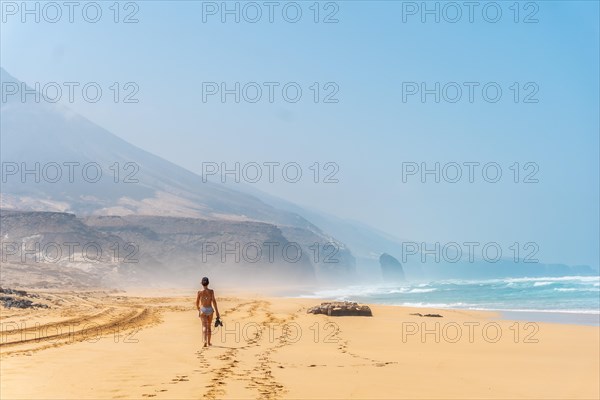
[1,290,598,399]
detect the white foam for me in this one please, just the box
[505,276,600,284]
[407,288,437,293]
[397,303,600,315]
[554,288,599,293]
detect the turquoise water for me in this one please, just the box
[303,276,600,315]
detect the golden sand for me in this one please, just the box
[1,290,598,399]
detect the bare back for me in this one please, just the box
[198,289,213,307]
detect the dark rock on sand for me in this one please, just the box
[0,296,49,309]
[0,288,48,308]
[0,288,30,297]
[307,301,372,316]
[410,313,443,318]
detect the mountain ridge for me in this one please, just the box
[0,67,357,283]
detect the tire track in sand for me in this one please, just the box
[1,306,159,356]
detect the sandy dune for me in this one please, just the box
[1,290,598,399]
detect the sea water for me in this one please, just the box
[301,276,600,324]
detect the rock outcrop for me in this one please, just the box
[410,313,443,318]
[0,288,49,309]
[379,253,405,281]
[307,301,372,316]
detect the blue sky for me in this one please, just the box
[1,1,599,267]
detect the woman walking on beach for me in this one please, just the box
[196,277,220,347]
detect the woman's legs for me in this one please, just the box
[206,314,214,345]
[201,314,209,346]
